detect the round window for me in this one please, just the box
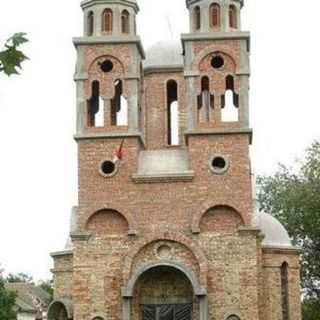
[211,55,224,69]
[99,160,118,177]
[209,155,229,174]
[100,59,114,72]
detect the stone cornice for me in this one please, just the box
[181,31,250,53]
[50,250,73,257]
[73,36,146,59]
[132,172,195,184]
[185,128,253,144]
[74,132,146,148]
[262,245,302,255]
[81,0,139,13]
[144,65,184,75]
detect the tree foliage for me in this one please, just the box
[257,141,320,318]
[0,33,28,76]
[38,279,53,302]
[6,272,34,284]
[0,270,16,320]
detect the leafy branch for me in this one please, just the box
[0,33,29,76]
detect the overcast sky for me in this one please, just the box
[0,0,319,281]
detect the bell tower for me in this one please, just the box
[183,0,249,132]
[74,0,145,137]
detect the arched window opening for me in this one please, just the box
[87,11,94,36]
[197,76,214,123]
[102,9,113,33]
[281,262,289,320]
[210,3,220,28]
[229,5,237,29]
[87,81,104,127]
[111,80,128,126]
[221,75,239,122]
[121,10,130,34]
[194,6,201,31]
[167,80,179,146]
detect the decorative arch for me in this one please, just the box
[84,206,137,236]
[191,202,246,234]
[47,299,73,320]
[192,47,237,72]
[88,54,125,75]
[122,260,206,297]
[122,230,208,287]
[121,259,208,320]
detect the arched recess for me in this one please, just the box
[122,230,208,287]
[88,54,125,77]
[121,261,208,320]
[121,10,130,34]
[194,6,201,31]
[87,11,94,36]
[210,3,220,28]
[122,260,206,297]
[102,8,113,33]
[47,299,73,320]
[191,202,245,234]
[199,205,244,234]
[85,208,137,236]
[229,5,237,29]
[192,48,236,72]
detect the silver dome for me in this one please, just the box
[258,212,292,248]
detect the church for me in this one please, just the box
[47,1,302,320]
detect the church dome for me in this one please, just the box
[258,212,292,248]
[144,40,184,70]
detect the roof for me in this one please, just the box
[186,0,244,8]
[5,283,51,313]
[257,212,293,248]
[144,40,184,71]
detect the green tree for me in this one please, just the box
[0,269,17,320]
[0,33,28,76]
[6,272,34,284]
[257,141,320,319]
[38,279,53,302]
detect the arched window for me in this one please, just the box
[87,81,104,127]
[281,262,289,320]
[167,80,179,145]
[197,76,214,123]
[229,5,237,28]
[194,6,201,31]
[111,80,128,126]
[221,75,239,122]
[210,3,220,28]
[102,9,113,33]
[87,11,94,36]
[121,10,130,34]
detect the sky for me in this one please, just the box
[0,0,319,281]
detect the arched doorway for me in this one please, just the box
[122,261,207,320]
[47,300,73,320]
[135,266,194,320]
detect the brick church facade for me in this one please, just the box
[48,1,302,320]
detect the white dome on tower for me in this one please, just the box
[144,40,184,70]
[257,212,293,248]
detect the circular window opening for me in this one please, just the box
[100,160,117,177]
[211,55,224,69]
[100,59,114,73]
[209,155,229,174]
